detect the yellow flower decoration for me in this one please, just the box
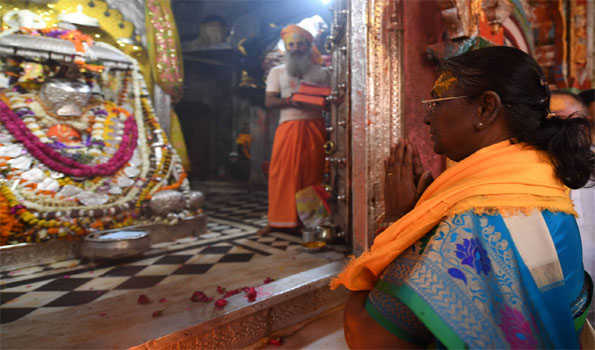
[236,133,252,159]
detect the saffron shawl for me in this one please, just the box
[331,140,575,291]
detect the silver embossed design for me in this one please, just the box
[185,191,204,210]
[39,79,92,117]
[0,34,134,68]
[76,191,109,206]
[150,190,185,215]
[105,0,147,46]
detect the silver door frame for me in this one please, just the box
[350,0,404,255]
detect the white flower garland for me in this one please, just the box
[1,49,181,226]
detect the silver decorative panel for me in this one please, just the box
[153,84,172,135]
[105,0,147,46]
[0,34,134,67]
[351,0,404,255]
[327,0,352,249]
[350,0,369,255]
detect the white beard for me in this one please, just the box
[286,52,312,78]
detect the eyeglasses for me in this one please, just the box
[421,96,469,113]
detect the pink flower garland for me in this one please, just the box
[0,100,138,177]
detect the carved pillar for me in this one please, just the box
[351,0,403,254]
[349,0,369,254]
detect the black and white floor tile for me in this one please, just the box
[0,182,323,324]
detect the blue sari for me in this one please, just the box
[366,210,591,348]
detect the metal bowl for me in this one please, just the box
[80,229,150,260]
[302,229,317,243]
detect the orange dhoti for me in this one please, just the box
[268,119,326,228]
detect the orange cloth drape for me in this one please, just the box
[331,140,575,291]
[268,119,326,228]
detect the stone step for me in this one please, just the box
[131,261,347,349]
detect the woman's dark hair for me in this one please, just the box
[442,46,594,189]
[578,89,595,106]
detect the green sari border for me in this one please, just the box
[574,309,586,332]
[376,280,466,349]
[574,302,590,332]
[364,298,419,344]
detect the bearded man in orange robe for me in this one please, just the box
[258,25,330,235]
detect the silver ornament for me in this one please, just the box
[185,191,205,210]
[149,190,185,215]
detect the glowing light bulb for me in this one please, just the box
[322,0,332,4]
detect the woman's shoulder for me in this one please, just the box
[383,209,578,274]
[426,209,579,268]
[438,209,577,234]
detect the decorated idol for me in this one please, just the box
[0,25,201,245]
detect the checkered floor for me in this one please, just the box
[200,181,269,228]
[0,182,315,324]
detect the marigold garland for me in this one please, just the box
[1,179,148,242]
[0,56,188,244]
[151,172,187,196]
[0,191,23,244]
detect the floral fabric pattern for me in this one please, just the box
[146,0,184,101]
[455,238,492,275]
[378,211,547,348]
[498,304,538,349]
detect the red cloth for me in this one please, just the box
[268,119,326,228]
